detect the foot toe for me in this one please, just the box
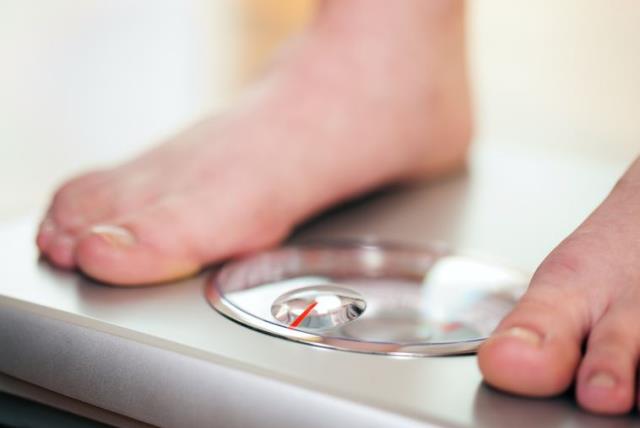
[576,301,639,414]
[76,220,201,286]
[478,286,588,396]
[36,218,57,252]
[75,190,290,286]
[45,233,76,269]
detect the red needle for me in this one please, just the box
[289,301,318,329]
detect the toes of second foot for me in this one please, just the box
[479,288,640,415]
[575,303,639,414]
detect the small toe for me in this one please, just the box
[45,233,76,269]
[576,300,639,414]
[36,218,57,252]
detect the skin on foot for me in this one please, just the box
[479,157,640,415]
[36,0,470,285]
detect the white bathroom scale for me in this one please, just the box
[1,145,637,427]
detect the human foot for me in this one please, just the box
[37,0,471,285]
[478,157,640,415]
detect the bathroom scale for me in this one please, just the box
[1,145,638,427]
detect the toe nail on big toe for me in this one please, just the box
[90,225,136,248]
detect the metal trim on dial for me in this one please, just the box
[205,239,528,357]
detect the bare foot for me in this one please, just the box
[37,0,470,285]
[479,157,640,415]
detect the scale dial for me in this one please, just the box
[207,240,528,356]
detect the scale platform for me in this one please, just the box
[1,145,637,427]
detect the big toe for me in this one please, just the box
[76,224,200,286]
[75,195,290,286]
[478,267,591,396]
[75,200,205,286]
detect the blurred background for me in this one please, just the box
[1,0,640,221]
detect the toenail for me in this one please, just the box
[90,225,136,248]
[588,372,617,389]
[495,327,543,347]
[40,218,56,233]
